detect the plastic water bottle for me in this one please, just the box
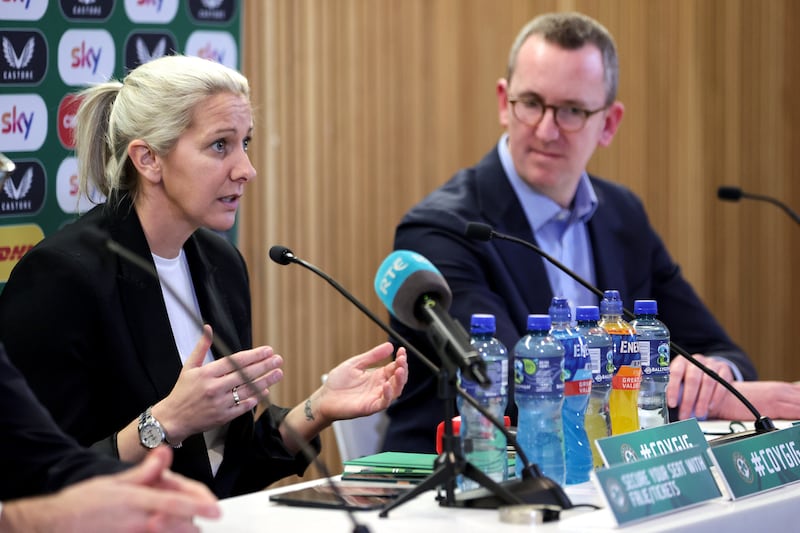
[575,305,613,468]
[513,314,565,486]
[457,314,509,491]
[548,297,592,484]
[598,290,641,435]
[631,300,671,429]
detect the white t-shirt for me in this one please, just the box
[153,250,227,476]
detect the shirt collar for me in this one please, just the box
[497,133,598,233]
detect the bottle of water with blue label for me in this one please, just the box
[549,297,592,484]
[575,305,613,468]
[631,300,671,429]
[513,314,565,485]
[457,314,509,490]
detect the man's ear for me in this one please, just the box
[497,78,511,128]
[128,140,161,184]
[597,101,624,147]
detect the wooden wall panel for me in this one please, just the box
[241,0,800,486]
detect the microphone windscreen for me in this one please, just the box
[464,222,494,241]
[718,186,743,201]
[374,250,452,330]
[269,245,294,265]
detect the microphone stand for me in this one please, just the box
[465,222,778,443]
[379,343,524,516]
[269,246,572,518]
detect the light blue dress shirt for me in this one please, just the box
[497,134,598,317]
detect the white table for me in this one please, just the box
[197,420,799,532]
[196,475,799,532]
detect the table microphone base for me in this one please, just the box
[709,416,777,447]
[708,416,778,448]
[452,475,572,513]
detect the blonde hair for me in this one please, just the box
[74,55,250,206]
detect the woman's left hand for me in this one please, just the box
[315,342,408,423]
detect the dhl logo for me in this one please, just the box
[0,224,43,283]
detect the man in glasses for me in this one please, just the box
[382,12,787,454]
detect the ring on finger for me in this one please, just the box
[232,386,241,406]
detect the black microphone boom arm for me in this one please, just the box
[717,185,800,225]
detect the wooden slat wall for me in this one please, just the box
[241,0,800,486]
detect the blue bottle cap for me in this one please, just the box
[470,313,496,334]
[548,296,571,323]
[575,305,600,321]
[526,314,551,331]
[600,289,622,314]
[634,299,658,315]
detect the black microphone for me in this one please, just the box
[269,245,574,516]
[373,250,489,387]
[84,229,371,533]
[465,221,778,443]
[718,185,800,225]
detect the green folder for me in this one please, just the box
[343,452,437,474]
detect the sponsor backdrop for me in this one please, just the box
[0,0,241,284]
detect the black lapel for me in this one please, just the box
[474,150,554,318]
[182,231,242,360]
[109,203,184,399]
[587,179,628,297]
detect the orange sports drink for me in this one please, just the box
[598,290,641,436]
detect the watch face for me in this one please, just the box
[140,424,164,448]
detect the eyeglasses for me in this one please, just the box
[508,95,607,132]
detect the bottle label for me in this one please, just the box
[611,365,642,390]
[589,346,614,385]
[560,337,592,383]
[461,359,508,398]
[514,356,563,398]
[611,334,641,373]
[565,379,592,396]
[558,336,591,396]
[638,339,671,375]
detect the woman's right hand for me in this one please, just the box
[153,325,284,443]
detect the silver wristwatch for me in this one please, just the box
[138,406,180,449]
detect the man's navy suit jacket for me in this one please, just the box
[383,147,756,453]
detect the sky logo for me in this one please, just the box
[124,0,179,24]
[0,94,47,152]
[185,31,237,69]
[58,29,115,86]
[71,42,102,74]
[56,156,105,214]
[0,30,47,85]
[1,0,47,21]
